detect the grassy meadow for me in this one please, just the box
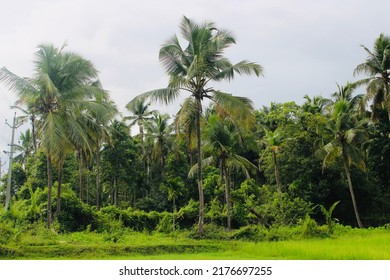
[1,225,389,260]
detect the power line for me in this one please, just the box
[4,113,21,210]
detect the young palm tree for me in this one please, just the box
[0,44,113,226]
[354,33,390,120]
[128,16,263,234]
[319,85,368,228]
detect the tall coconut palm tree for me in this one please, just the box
[128,16,263,234]
[319,85,368,228]
[0,43,112,226]
[124,98,156,185]
[354,34,390,120]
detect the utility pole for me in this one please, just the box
[4,113,20,210]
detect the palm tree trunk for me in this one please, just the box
[140,124,148,183]
[343,154,363,228]
[46,154,53,227]
[172,197,176,234]
[31,115,37,152]
[195,97,204,235]
[273,151,282,192]
[56,161,63,215]
[96,146,101,210]
[146,158,150,187]
[140,124,145,155]
[225,166,232,231]
[79,150,84,201]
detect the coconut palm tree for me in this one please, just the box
[128,16,263,234]
[0,43,113,226]
[261,128,286,192]
[319,85,368,228]
[174,97,198,167]
[11,105,39,151]
[190,114,257,230]
[124,97,156,149]
[354,34,390,120]
[124,98,156,186]
[145,113,173,176]
[14,129,34,167]
[302,95,331,115]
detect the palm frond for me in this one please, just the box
[213,60,263,81]
[211,91,255,129]
[188,156,215,178]
[0,67,38,97]
[128,87,181,107]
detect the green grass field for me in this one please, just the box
[1,227,389,260]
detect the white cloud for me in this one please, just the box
[1,0,390,166]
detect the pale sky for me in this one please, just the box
[1,0,389,174]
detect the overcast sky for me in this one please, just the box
[1,0,389,174]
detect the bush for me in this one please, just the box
[233,181,312,227]
[301,216,329,239]
[95,207,161,233]
[231,225,267,241]
[0,221,15,244]
[177,199,199,228]
[156,212,174,233]
[102,218,125,243]
[187,223,230,240]
[54,184,96,232]
[18,222,59,246]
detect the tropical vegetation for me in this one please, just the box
[0,18,389,259]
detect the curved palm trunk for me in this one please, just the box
[195,97,204,235]
[47,154,53,227]
[343,153,363,228]
[273,151,282,192]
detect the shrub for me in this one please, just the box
[233,181,312,227]
[18,222,59,246]
[54,184,96,232]
[102,218,125,243]
[177,199,199,228]
[156,212,174,233]
[231,225,267,242]
[188,223,230,240]
[95,207,161,233]
[0,221,15,244]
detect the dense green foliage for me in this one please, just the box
[0,19,389,249]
